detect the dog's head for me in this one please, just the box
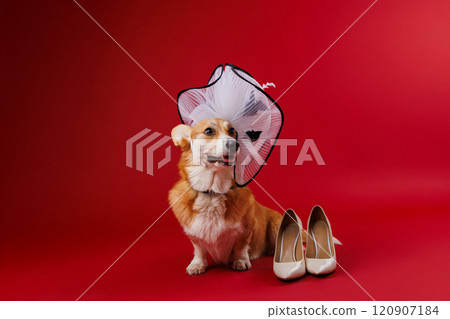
[171,118,240,193]
[172,118,239,168]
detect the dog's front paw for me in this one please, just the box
[186,261,207,275]
[232,259,252,272]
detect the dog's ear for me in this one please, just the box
[171,124,192,149]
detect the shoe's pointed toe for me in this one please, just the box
[305,257,336,275]
[273,260,306,280]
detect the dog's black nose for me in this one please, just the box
[225,139,239,152]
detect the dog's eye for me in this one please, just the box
[204,128,214,136]
[228,127,235,136]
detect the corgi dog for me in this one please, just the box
[168,118,282,275]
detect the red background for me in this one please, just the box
[1,0,449,300]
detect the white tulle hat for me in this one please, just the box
[177,63,284,187]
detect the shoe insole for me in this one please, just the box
[280,224,301,263]
[311,220,332,259]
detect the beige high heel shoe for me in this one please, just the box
[305,205,336,275]
[273,209,306,280]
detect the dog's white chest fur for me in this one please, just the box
[184,193,243,264]
[187,164,233,194]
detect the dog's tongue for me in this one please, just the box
[222,154,236,164]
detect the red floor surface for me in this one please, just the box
[1,0,449,300]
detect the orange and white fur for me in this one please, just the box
[168,118,282,275]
